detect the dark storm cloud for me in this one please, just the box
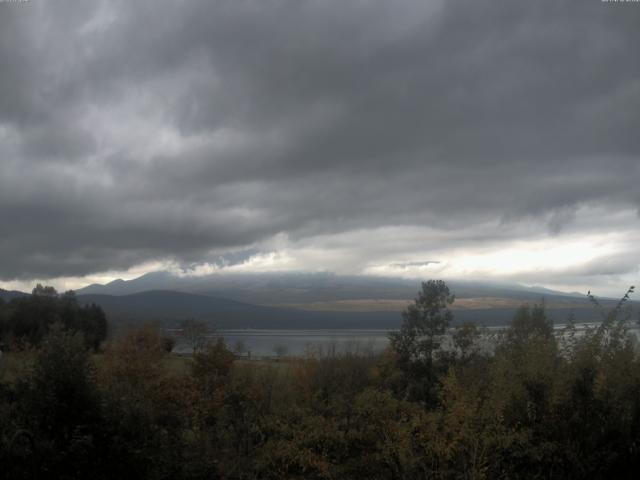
[1,0,639,280]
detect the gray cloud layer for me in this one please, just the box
[1,0,639,281]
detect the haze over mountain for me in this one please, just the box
[75,271,585,303]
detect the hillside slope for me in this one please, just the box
[75,288,615,329]
[77,290,402,329]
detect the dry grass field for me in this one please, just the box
[266,297,589,312]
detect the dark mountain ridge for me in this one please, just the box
[76,290,402,329]
[0,288,30,302]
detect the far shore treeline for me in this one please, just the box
[1,280,640,479]
[0,285,107,350]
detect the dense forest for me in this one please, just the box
[1,280,640,479]
[0,285,108,350]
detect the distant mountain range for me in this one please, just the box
[76,271,585,303]
[71,271,626,327]
[3,273,629,328]
[0,288,29,302]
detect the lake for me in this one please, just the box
[172,323,640,357]
[174,329,391,357]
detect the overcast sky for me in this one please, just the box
[1,0,639,296]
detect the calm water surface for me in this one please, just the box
[174,329,389,356]
[173,324,640,357]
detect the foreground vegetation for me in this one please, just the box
[1,280,640,479]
